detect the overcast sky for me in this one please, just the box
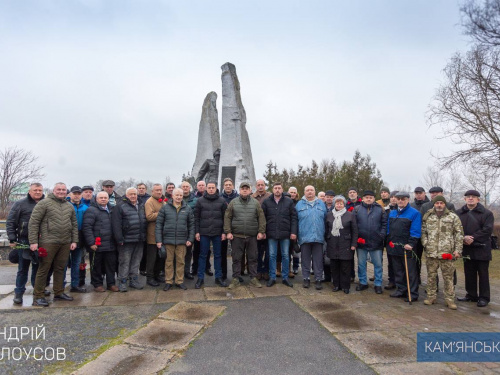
[0,0,469,191]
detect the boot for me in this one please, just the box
[129,276,143,289]
[276,262,282,277]
[288,271,295,279]
[119,278,128,292]
[147,278,159,287]
[446,300,457,310]
[13,293,23,305]
[424,298,436,305]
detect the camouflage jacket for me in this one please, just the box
[421,208,464,258]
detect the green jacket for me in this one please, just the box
[28,193,78,245]
[422,208,464,258]
[224,196,266,238]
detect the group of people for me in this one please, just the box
[6,178,494,310]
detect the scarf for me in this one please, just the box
[331,208,346,237]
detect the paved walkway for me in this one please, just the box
[0,255,499,374]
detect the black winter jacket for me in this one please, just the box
[261,194,298,240]
[156,200,195,245]
[82,202,115,252]
[456,203,494,261]
[325,211,358,260]
[6,193,44,244]
[354,202,387,251]
[111,198,146,243]
[194,192,227,236]
[411,196,430,211]
[221,189,239,204]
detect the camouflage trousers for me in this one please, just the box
[426,257,455,302]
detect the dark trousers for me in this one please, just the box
[231,237,257,278]
[387,253,395,284]
[199,235,222,279]
[15,248,39,295]
[192,239,212,274]
[414,240,424,284]
[184,244,193,275]
[464,259,490,302]
[392,253,419,300]
[79,248,87,286]
[331,259,351,290]
[34,243,70,299]
[257,239,269,274]
[139,242,148,273]
[221,239,229,279]
[90,251,117,287]
[300,242,323,281]
[146,244,163,279]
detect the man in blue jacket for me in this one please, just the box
[387,191,422,302]
[296,185,327,290]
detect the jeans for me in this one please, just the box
[199,235,222,280]
[64,247,83,288]
[15,248,39,295]
[268,239,290,280]
[257,239,269,274]
[357,249,383,286]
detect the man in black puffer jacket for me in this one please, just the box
[112,188,147,292]
[156,188,195,291]
[82,191,118,293]
[262,182,298,288]
[194,182,228,288]
[7,183,45,305]
[456,190,495,307]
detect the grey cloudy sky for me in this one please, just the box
[0,0,468,191]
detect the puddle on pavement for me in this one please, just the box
[310,301,342,312]
[110,353,147,375]
[211,291,233,298]
[320,310,367,330]
[366,340,407,358]
[181,307,211,320]
[143,329,187,346]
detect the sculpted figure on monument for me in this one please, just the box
[196,149,221,184]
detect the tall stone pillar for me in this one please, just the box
[218,62,256,189]
[191,92,221,180]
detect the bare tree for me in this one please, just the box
[0,147,44,218]
[463,166,500,208]
[421,166,444,189]
[461,0,500,46]
[445,165,465,206]
[428,45,500,170]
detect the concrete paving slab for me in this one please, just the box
[0,284,15,294]
[156,288,205,303]
[159,301,225,325]
[250,282,298,297]
[125,319,203,351]
[104,289,157,306]
[336,330,416,364]
[204,286,253,300]
[0,293,39,309]
[372,362,456,375]
[73,344,175,375]
[53,291,109,307]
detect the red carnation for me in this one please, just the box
[442,253,453,260]
[38,247,48,258]
[95,237,102,246]
[79,263,87,271]
[348,207,354,212]
[158,198,163,202]
[357,238,366,244]
[388,241,395,248]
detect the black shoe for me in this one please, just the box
[13,293,23,305]
[374,286,383,294]
[195,279,204,289]
[384,283,396,290]
[159,271,165,278]
[54,293,74,301]
[70,286,87,293]
[205,269,214,276]
[315,280,323,290]
[332,286,340,292]
[343,289,350,294]
[184,273,194,280]
[154,275,165,283]
[356,284,369,291]
[390,292,405,298]
[147,278,160,287]
[458,296,478,302]
[282,279,293,288]
[267,279,276,287]
[369,277,375,281]
[44,289,51,296]
[163,284,173,291]
[477,299,489,307]
[404,297,418,302]
[140,270,147,276]
[32,298,49,307]
[176,283,187,290]
[215,278,227,287]
[303,279,310,288]
[238,276,244,283]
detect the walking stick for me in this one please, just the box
[404,249,412,305]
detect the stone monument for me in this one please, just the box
[191,91,221,180]
[218,62,256,188]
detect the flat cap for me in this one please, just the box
[82,185,94,192]
[429,186,443,193]
[390,190,399,197]
[325,190,335,196]
[363,190,375,197]
[414,186,425,193]
[464,189,480,197]
[347,187,358,193]
[102,180,115,187]
[395,191,410,198]
[70,186,82,193]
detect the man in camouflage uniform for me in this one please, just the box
[421,196,464,310]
